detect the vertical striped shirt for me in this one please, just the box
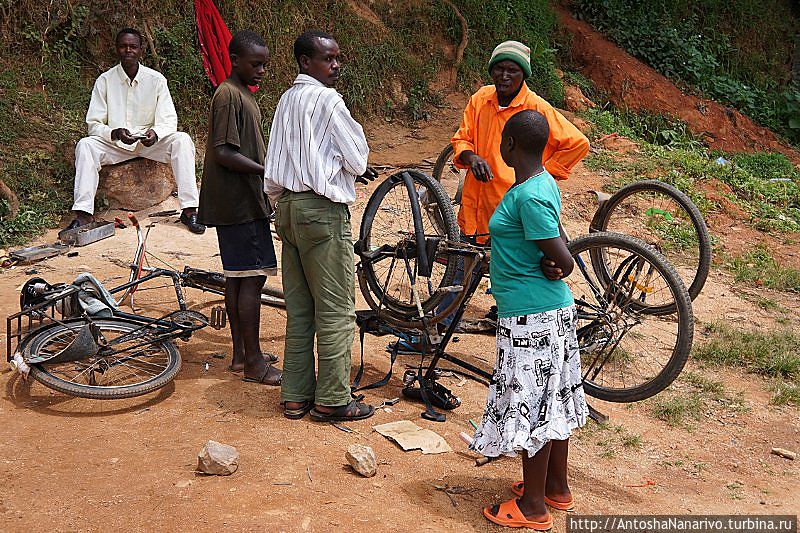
[264,74,369,206]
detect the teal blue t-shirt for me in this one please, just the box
[488,171,574,318]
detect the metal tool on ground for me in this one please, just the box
[9,243,70,263]
[58,220,115,246]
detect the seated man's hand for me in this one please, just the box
[541,257,563,280]
[355,166,378,185]
[112,128,137,145]
[141,128,158,147]
[463,152,493,182]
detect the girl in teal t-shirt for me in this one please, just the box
[472,110,587,530]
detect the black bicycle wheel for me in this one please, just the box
[590,180,711,302]
[431,143,465,208]
[567,232,693,402]
[23,317,181,400]
[358,169,460,327]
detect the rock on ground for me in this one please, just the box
[345,444,377,477]
[197,440,239,476]
[97,158,174,211]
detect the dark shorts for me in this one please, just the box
[216,218,278,277]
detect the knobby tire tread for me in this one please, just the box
[570,232,693,402]
[591,180,711,303]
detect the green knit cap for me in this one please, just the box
[488,40,532,78]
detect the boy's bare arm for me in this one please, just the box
[215,144,264,175]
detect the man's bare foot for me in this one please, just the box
[229,352,278,372]
[242,361,281,385]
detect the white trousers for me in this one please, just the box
[72,132,199,214]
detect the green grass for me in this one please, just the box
[648,369,754,428]
[694,323,800,405]
[771,381,800,406]
[581,107,800,239]
[727,246,800,293]
[648,394,704,428]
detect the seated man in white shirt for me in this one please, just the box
[68,27,204,234]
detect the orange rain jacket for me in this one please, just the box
[452,83,590,242]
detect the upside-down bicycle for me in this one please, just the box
[433,143,712,302]
[353,169,696,420]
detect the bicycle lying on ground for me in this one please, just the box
[354,169,696,420]
[6,213,285,399]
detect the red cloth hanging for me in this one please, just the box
[194,0,257,92]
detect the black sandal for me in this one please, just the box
[283,400,314,420]
[309,400,375,422]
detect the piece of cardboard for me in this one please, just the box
[373,420,452,455]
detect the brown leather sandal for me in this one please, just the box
[309,400,375,422]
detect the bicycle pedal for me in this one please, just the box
[210,305,227,330]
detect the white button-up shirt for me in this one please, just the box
[264,74,369,206]
[86,63,178,151]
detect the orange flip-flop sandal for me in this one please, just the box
[510,481,575,512]
[482,498,553,530]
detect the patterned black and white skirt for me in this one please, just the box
[471,305,587,458]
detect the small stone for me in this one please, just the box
[345,444,377,478]
[109,457,119,464]
[197,440,239,475]
[771,447,797,460]
[175,480,193,488]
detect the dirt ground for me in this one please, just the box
[1,87,799,532]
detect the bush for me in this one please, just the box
[573,0,800,143]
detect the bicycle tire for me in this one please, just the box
[22,317,181,400]
[431,143,465,207]
[568,232,693,402]
[182,267,286,308]
[590,180,711,303]
[358,169,460,327]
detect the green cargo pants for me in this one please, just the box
[274,190,355,407]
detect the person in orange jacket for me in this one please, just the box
[390,40,589,355]
[453,40,589,244]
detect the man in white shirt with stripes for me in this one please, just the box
[265,30,376,422]
[68,28,204,234]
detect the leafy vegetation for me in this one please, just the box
[374,0,564,106]
[573,0,800,143]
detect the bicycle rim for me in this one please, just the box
[590,179,711,302]
[431,144,465,208]
[358,169,459,325]
[24,318,181,399]
[567,232,693,402]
